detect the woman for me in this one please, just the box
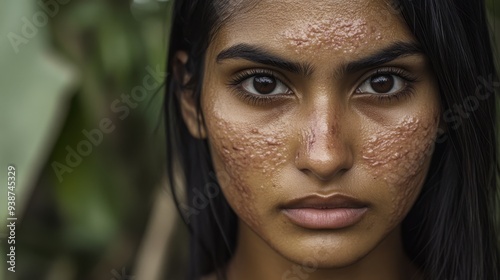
[165,0,500,279]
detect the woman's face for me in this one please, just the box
[182,0,441,268]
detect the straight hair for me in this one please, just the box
[164,0,500,279]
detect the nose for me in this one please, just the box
[295,103,353,182]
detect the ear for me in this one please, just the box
[173,51,207,139]
[436,113,447,138]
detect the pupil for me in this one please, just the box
[253,75,277,94]
[370,75,394,93]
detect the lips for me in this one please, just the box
[281,194,368,229]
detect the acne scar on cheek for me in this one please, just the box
[360,114,440,225]
[282,18,382,53]
[208,118,288,228]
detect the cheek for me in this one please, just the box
[206,118,288,228]
[360,115,439,226]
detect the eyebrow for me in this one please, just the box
[217,43,314,76]
[342,41,423,74]
[216,41,422,77]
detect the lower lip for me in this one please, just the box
[283,207,367,229]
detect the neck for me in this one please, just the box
[225,221,422,280]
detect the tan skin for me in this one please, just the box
[176,0,442,279]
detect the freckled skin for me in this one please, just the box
[179,0,440,279]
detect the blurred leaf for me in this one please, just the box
[487,0,500,19]
[0,0,76,235]
[3,1,172,279]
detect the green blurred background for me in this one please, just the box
[0,0,499,280]
[1,1,187,279]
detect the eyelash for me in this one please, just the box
[228,69,288,106]
[358,67,418,103]
[228,67,418,105]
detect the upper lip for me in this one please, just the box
[281,194,368,209]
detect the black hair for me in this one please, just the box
[164,0,500,279]
[399,1,500,279]
[165,2,238,279]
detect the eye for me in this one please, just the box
[241,74,290,95]
[357,73,406,95]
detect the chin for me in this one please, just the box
[270,233,377,269]
[286,247,369,270]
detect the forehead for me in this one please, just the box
[210,0,414,62]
